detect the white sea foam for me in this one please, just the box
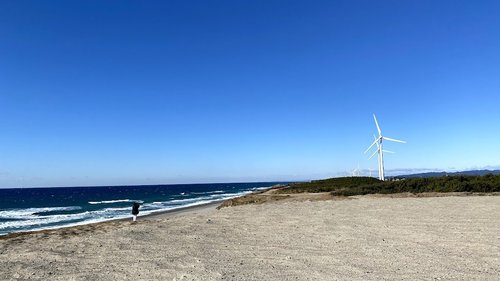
[190,190,226,195]
[138,190,253,216]
[207,190,225,194]
[0,215,131,235]
[0,206,82,219]
[102,207,130,212]
[0,212,91,230]
[0,185,276,236]
[0,207,133,231]
[140,190,252,211]
[253,186,274,191]
[88,199,143,204]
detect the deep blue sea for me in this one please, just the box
[0,182,285,236]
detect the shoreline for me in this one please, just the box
[0,185,283,240]
[0,199,223,240]
[3,189,499,240]
[0,183,285,239]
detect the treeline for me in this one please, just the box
[276,177,380,193]
[278,175,500,196]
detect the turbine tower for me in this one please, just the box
[368,134,395,180]
[365,114,405,181]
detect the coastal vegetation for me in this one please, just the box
[219,175,500,209]
[275,177,380,194]
[277,175,500,196]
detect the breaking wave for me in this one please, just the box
[88,199,143,205]
[0,182,282,235]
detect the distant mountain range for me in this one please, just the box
[393,170,500,179]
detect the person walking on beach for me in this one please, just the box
[132,202,140,222]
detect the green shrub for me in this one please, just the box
[277,175,500,196]
[276,177,381,194]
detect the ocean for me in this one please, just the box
[0,182,285,236]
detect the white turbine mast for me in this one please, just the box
[364,114,405,181]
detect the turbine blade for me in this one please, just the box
[368,149,378,160]
[374,135,380,148]
[373,114,381,135]
[383,150,395,154]
[383,136,406,143]
[364,138,379,154]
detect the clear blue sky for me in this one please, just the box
[1,1,499,187]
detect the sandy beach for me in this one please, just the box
[1,194,500,280]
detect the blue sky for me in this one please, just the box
[1,1,499,187]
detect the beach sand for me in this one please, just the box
[1,194,500,280]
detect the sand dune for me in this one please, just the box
[1,195,499,280]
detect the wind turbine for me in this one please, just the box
[350,163,361,177]
[365,114,405,181]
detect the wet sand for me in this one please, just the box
[1,194,499,280]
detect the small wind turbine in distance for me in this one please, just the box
[365,114,406,181]
[350,168,357,177]
[351,163,361,177]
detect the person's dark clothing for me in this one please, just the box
[132,202,140,215]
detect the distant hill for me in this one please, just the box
[394,169,500,179]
